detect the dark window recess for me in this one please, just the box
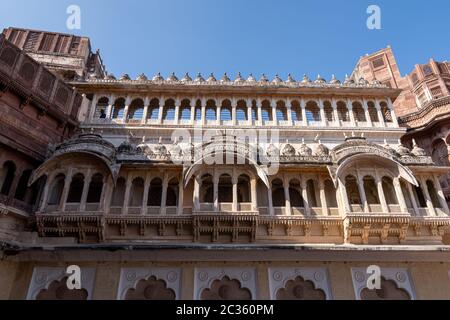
[39,34,55,52]
[54,35,70,54]
[0,47,17,67]
[371,57,385,69]
[55,86,69,106]
[38,72,55,94]
[19,62,36,82]
[69,37,81,55]
[422,65,433,76]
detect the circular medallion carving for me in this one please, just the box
[396,272,406,283]
[241,271,251,282]
[167,271,178,283]
[126,271,136,282]
[35,272,47,285]
[198,271,208,282]
[273,271,283,281]
[314,272,324,282]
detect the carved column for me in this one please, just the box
[217,99,222,125]
[387,98,399,127]
[79,169,92,212]
[267,184,274,216]
[106,94,114,119]
[347,99,356,127]
[232,98,237,126]
[174,98,180,125]
[319,178,329,216]
[433,175,449,215]
[158,97,165,124]
[99,176,109,212]
[160,174,168,214]
[247,99,253,125]
[89,94,98,121]
[339,179,352,214]
[363,99,373,127]
[393,177,408,213]
[213,173,219,212]
[257,99,263,126]
[201,98,206,126]
[375,100,386,127]
[270,100,277,126]
[141,173,151,215]
[250,176,257,212]
[420,176,437,216]
[59,168,74,212]
[123,96,131,122]
[39,172,55,212]
[122,174,132,215]
[319,99,326,126]
[232,175,238,212]
[332,99,340,127]
[301,98,308,126]
[376,173,389,213]
[177,178,184,215]
[357,174,369,213]
[283,178,291,215]
[301,178,310,216]
[190,99,196,124]
[193,176,201,211]
[286,98,293,126]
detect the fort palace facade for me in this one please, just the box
[1,27,450,300]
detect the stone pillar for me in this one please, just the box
[193,176,201,211]
[142,97,150,125]
[177,178,184,215]
[190,99,196,124]
[347,99,356,126]
[160,174,168,214]
[363,99,373,127]
[332,99,340,126]
[283,178,291,215]
[257,99,263,126]
[89,94,98,121]
[301,178,310,216]
[98,176,108,212]
[433,175,449,215]
[376,173,389,213]
[271,99,277,126]
[102,179,113,214]
[201,98,206,125]
[286,98,293,126]
[250,177,258,211]
[267,184,274,216]
[247,99,253,125]
[106,94,114,119]
[213,173,219,212]
[232,176,238,212]
[122,175,132,215]
[174,98,180,125]
[319,179,329,216]
[387,98,399,127]
[375,100,386,127]
[406,183,419,216]
[420,176,437,216]
[319,99,326,126]
[123,96,131,122]
[301,98,308,126]
[232,99,237,125]
[39,172,54,212]
[217,101,222,125]
[339,179,352,214]
[357,174,369,213]
[393,177,408,213]
[141,174,151,215]
[79,169,92,212]
[158,97,164,124]
[59,168,74,212]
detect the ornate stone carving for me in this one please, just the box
[282,142,296,157]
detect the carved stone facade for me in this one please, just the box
[1,28,450,300]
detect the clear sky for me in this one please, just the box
[0,0,448,81]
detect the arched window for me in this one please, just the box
[166,178,179,206]
[128,98,144,120]
[291,100,302,122]
[200,174,213,203]
[289,179,303,207]
[86,173,103,203]
[0,161,16,195]
[306,179,318,207]
[194,100,202,121]
[324,179,337,207]
[179,99,191,121]
[218,174,232,202]
[14,169,32,201]
[163,99,175,121]
[400,180,413,209]
[129,177,144,207]
[345,175,361,205]
[112,98,125,119]
[382,177,398,205]
[237,174,250,203]
[205,100,217,121]
[261,100,272,122]
[148,178,163,206]
[305,101,320,122]
[363,176,380,204]
[337,101,349,122]
[251,101,258,121]
[147,98,160,120]
[272,179,285,207]
[66,173,84,203]
[323,101,333,122]
[236,100,247,121]
[111,177,126,207]
[413,184,427,208]
[220,107,232,121]
[95,97,109,119]
[352,102,366,122]
[426,180,441,208]
[48,174,65,205]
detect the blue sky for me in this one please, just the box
[1,0,448,80]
